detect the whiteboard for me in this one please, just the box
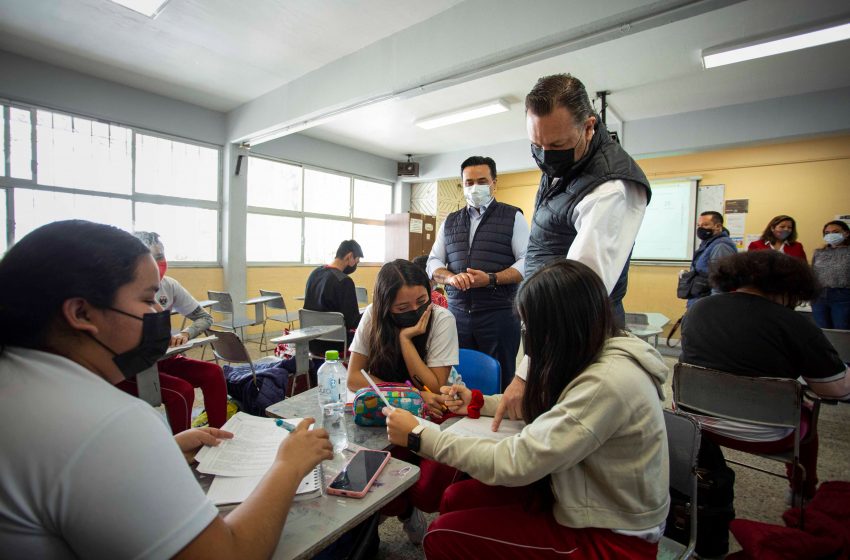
[632,180,697,261]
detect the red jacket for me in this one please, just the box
[747,239,807,261]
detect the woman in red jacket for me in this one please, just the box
[747,214,807,260]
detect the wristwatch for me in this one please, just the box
[488,272,497,288]
[408,424,426,453]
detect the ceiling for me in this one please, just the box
[1,0,848,161]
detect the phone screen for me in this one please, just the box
[329,450,388,492]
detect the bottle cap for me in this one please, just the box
[325,350,339,361]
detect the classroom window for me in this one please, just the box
[135,202,218,262]
[0,103,221,264]
[135,134,218,201]
[246,213,302,262]
[36,110,132,194]
[247,157,302,211]
[353,179,392,220]
[304,169,350,217]
[9,107,32,180]
[246,155,392,265]
[304,217,353,265]
[0,191,7,254]
[353,223,386,263]
[14,188,133,239]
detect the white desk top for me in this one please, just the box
[271,325,341,344]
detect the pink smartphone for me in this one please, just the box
[326,449,391,498]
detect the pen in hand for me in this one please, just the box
[275,419,297,432]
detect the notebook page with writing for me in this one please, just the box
[207,468,320,506]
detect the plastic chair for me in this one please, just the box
[658,410,701,560]
[456,348,501,395]
[673,363,820,520]
[822,328,850,363]
[625,312,663,347]
[209,330,258,388]
[298,309,348,360]
[258,289,297,352]
[207,290,261,340]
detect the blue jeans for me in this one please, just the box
[812,287,850,329]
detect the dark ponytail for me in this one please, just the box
[0,220,150,350]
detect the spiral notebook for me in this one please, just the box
[207,468,321,506]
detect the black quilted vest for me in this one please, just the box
[525,120,651,305]
[444,201,521,312]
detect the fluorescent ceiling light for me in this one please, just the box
[703,21,850,69]
[415,99,510,130]
[109,0,170,18]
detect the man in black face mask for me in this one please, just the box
[685,211,737,308]
[304,239,364,357]
[494,74,651,429]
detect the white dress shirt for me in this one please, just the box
[426,198,530,278]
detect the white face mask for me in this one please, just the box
[824,232,846,246]
[463,184,493,208]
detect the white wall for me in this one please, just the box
[0,50,225,145]
[251,133,398,183]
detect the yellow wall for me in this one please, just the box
[496,134,850,335]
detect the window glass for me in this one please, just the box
[10,107,32,180]
[135,134,218,201]
[247,157,302,211]
[0,191,6,254]
[303,169,350,216]
[303,218,352,264]
[353,179,392,220]
[246,213,302,262]
[14,189,132,240]
[0,106,5,177]
[353,223,385,263]
[134,202,218,262]
[36,110,132,194]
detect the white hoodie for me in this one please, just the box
[419,334,670,531]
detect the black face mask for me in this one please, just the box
[343,264,358,275]
[391,302,429,329]
[696,228,715,241]
[531,144,578,178]
[89,308,172,379]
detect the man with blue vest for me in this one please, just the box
[686,211,737,307]
[494,73,652,427]
[427,156,529,391]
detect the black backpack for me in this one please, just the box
[665,438,736,558]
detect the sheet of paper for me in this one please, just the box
[195,413,304,477]
[443,416,525,441]
[207,468,320,505]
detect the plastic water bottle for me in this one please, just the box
[317,350,348,453]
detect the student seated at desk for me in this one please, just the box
[385,260,670,559]
[681,250,850,500]
[115,231,227,432]
[0,220,333,559]
[347,259,461,543]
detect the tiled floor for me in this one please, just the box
[181,345,850,559]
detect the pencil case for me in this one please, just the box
[352,383,425,427]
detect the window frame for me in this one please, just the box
[0,99,223,266]
[246,154,391,267]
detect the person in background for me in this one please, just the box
[685,211,737,308]
[347,259,461,544]
[747,214,807,260]
[385,260,670,559]
[811,220,850,329]
[412,255,448,308]
[115,231,227,432]
[304,239,363,357]
[681,250,849,501]
[0,220,333,559]
[427,156,528,391]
